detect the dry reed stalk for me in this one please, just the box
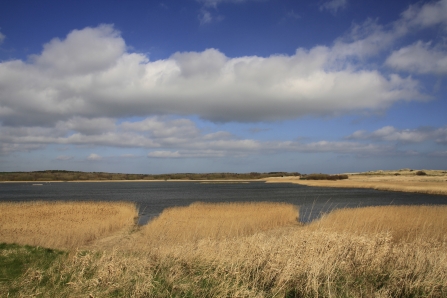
[140,202,299,246]
[0,201,138,249]
[280,176,447,195]
[11,227,446,297]
[3,203,447,297]
[306,205,447,243]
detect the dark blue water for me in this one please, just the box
[1,182,447,225]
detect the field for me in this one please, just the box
[1,201,447,297]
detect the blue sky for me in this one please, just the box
[0,0,446,174]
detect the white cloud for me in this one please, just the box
[31,25,125,76]
[332,19,398,59]
[401,0,447,29]
[331,0,447,62]
[0,143,43,155]
[198,9,224,25]
[386,41,447,74]
[87,153,102,161]
[319,0,347,14]
[198,9,214,24]
[348,126,447,143]
[0,30,5,44]
[0,115,400,158]
[0,25,427,127]
[148,151,182,158]
[60,117,116,135]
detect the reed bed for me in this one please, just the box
[0,201,138,249]
[2,203,447,297]
[290,177,447,195]
[140,202,299,245]
[307,205,447,243]
[6,227,447,297]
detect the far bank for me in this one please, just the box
[265,169,447,196]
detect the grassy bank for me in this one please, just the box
[1,202,447,297]
[265,170,447,195]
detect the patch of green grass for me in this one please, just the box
[0,243,66,294]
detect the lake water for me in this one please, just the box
[1,181,447,225]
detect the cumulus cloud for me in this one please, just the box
[197,7,225,25]
[0,116,256,154]
[401,0,447,29]
[87,153,102,161]
[198,9,214,24]
[386,41,447,74]
[31,25,125,76]
[148,151,182,158]
[0,115,398,158]
[60,117,116,135]
[348,126,447,143]
[2,1,447,163]
[0,25,427,127]
[331,0,447,62]
[319,0,347,14]
[0,143,43,155]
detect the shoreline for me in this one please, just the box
[264,175,447,196]
[0,179,263,183]
[2,173,447,196]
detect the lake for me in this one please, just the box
[1,181,447,225]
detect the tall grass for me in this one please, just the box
[0,201,138,249]
[140,202,299,245]
[307,205,447,243]
[291,177,447,195]
[2,203,447,297]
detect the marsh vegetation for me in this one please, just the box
[1,201,447,297]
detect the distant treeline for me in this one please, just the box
[0,170,301,182]
[300,174,348,180]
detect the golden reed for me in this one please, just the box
[0,201,138,249]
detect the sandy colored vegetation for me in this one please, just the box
[2,202,447,297]
[139,202,299,245]
[265,169,447,195]
[307,205,447,243]
[0,201,138,249]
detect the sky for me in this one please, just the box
[0,0,446,174]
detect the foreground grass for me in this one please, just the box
[0,243,66,296]
[1,202,447,297]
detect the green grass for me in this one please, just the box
[0,243,66,296]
